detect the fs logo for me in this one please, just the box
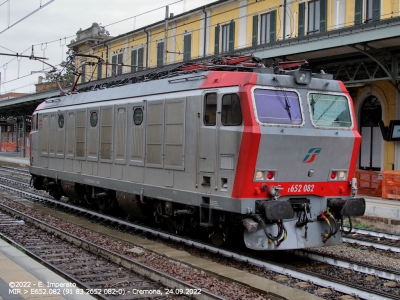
[302,148,322,163]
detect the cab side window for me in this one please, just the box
[204,93,217,126]
[222,94,242,125]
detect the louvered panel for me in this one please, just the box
[115,108,126,159]
[165,102,184,123]
[56,125,65,156]
[100,107,113,161]
[67,113,75,158]
[131,125,143,159]
[165,145,183,166]
[41,115,49,156]
[75,110,86,159]
[146,101,163,167]
[49,114,56,155]
[220,155,234,170]
[164,99,185,170]
[87,126,99,157]
[147,124,162,164]
[165,124,182,144]
[148,103,163,123]
[147,144,161,164]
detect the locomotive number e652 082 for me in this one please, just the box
[287,184,314,193]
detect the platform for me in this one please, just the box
[0,238,94,300]
[0,152,29,166]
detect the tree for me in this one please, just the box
[44,59,76,86]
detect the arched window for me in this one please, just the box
[359,95,382,171]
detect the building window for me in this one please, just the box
[131,47,144,72]
[260,11,276,44]
[157,41,164,67]
[222,24,230,53]
[81,62,86,83]
[365,0,381,23]
[97,63,102,80]
[308,0,326,35]
[356,0,380,24]
[214,20,235,54]
[252,15,258,46]
[298,2,305,36]
[355,0,362,24]
[183,34,192,61]
[112,53,123,75]
[335,0,346,29]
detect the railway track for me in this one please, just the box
[1,169,399,299]
[342,227,400,253]
[0,206,222,300]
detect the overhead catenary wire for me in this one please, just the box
[0,0,314,71]
[0,45,17,53]
[1,0,186,86]
[0,0,8,8]
[0,0,55,35]
[3,0,399,90]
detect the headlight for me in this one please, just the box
[255,171,264,180]
[294,69,311,85]
[329,170,347,181]
[339,171,347,180]
[255,170,276,181]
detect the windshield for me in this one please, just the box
[253,89,302,125]
[309,93,352,128]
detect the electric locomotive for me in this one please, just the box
[29,55,365,250]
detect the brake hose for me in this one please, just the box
[254,216,284,241]
[341,216,353,234]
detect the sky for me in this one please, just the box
[0,0,216,95]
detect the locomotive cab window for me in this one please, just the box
[222,94,242,126]
[90,111,98,127]
[253,88,302,125]
[133,108,143,125]
[204,93,217,126]
[308,93,352,128]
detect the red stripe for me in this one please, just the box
[339,81,361,179]
[231,74,260,198]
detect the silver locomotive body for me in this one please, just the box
[29,67,365,250]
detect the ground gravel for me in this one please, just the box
[0,195,274,300]
[312,243,400,270]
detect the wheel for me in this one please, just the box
[98,198,108,213]
[209,224,229,247]
[50,186,63,200]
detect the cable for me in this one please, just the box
[341,216,352,234]
[0,45,16,53]
[0,0,55,35]
[103,0,182,28]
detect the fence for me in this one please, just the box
[382,171,400,200]
[0,135,30,158]
[355,169,382,197]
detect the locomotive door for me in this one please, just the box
[198,92,218,186]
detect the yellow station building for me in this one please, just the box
[68,0,400,195]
